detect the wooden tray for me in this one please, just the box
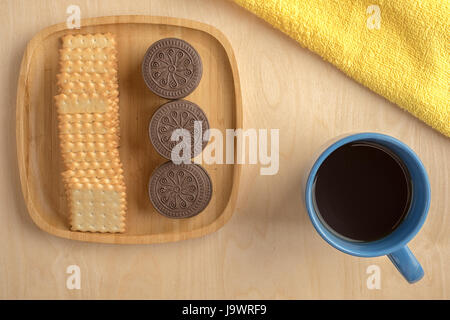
[16,15,242,244]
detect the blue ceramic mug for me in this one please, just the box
[304,133,431,283]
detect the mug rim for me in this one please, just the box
[305,132,431,257]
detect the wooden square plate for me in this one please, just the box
[16,15,242,244]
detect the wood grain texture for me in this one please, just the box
[1,0,449,299]
[16,15,242,244]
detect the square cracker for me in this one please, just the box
[59,60,118,74]
[62,159,123,171]
[68,189,126,233]
[56,72,118,86]
[59,47,117,61]
[58,122,120,135]
[55,93,118,114]
[59,140,119,153]
[59,81,119,97]
[58,113,119,124]
[62,33,116,49]
[61,149,121,163]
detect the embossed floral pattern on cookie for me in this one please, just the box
[149,100,209,159]
[142,38,202,99]
[149,162,212,218]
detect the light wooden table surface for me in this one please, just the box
[1,0,448,299]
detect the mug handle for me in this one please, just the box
[387,246,424,284]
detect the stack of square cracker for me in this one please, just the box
[55,33,126,233]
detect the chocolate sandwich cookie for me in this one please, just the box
[149,100,210,160]
[149,162,212,219]
[142,38,203,99]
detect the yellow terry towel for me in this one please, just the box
[233,0,450,137]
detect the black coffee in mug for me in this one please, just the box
[312,141,412,242]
